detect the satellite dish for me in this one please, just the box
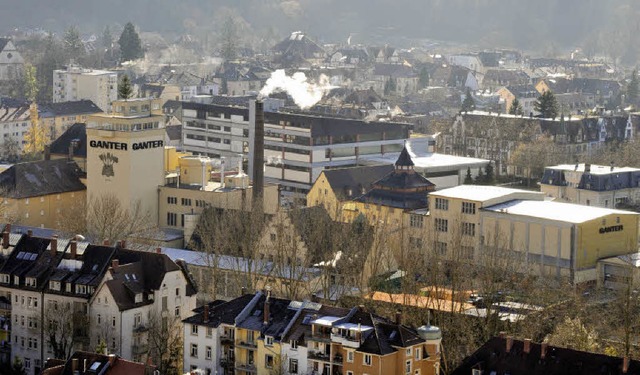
[331,327,338,334]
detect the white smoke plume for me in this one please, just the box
[259,69,334,109]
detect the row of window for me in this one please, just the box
[433,198,476,214]
[434,219,476,236]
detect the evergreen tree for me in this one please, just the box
[626,69,639,106]
[475,167,485,184]
[418,66,430,89]
[384,78,397,96]
[534,90,559,119]
[509,97,523,115]
[101,25,113,50]
[96,339,107,355]
[118,22,144,62]
[220,18,238,61]
[464,167,474,184]
[484,163,495,185]
[118,74,134,99]
[461,88,475,112]
[63,26,84,61]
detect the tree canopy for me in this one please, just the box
[509,97,523,115]
[118,22,144,62]
[118,74,134,99]
[461,88,475,112]
[534,90,559,119]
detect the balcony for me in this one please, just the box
[309,332,332,343]
[333,354,343,365]
[308,351,331,363]
[132,343,149,354]
[220,356,235,368]
[235,340,258,350]
[235,362,256,373]
[220,334,234,345]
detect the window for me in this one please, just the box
[364,354,372,366]
[462,201,476,214]
[410,214,424,228]
[190,343,198,357]
[175,306,181,317]
[435,218,448,232]
[206,346,212,360]
[405,360,412,374]
[206,327,213,337]
[434,198,448,210]
[347,372,355,375]
[181,198,192,206]
[191,324,198,335]
[134,313,141,328]
[291,340,298,350]
[24,358,30,369]
[175,287,180,296]
[97,314,101,324]
[436,241,447,255]
[406,348,412,357]
[415,347,421,360]
[112,316,116,328]
[347,350,354,362]
[167,212,177,226]
[265,336,274,346]
[462,222,476,236]
[167,197,177,204]
[265,354,274,368]
[289,359,298,373]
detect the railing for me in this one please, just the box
[220,334,234,345]
[234,362,257,373]
[308,351,331,362]
[235,340,258,349]
[309,331,332,342]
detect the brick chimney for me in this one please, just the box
[523,338,531,354]
[499,331,506,339]
[506,336,513,353]
[623,357,630,374]
[2,231,8,249]
[263,290,271,325]
[71,358,78,373]
[156,247,162,254]
[204,304,210,323]
[103,239,110,246]
[50,235,58,256]
[70,240,77,258]
[27,229,33,237]
[541,342,548,359]
[395,310,402,325]
[108,354,116,366]
[112,259,119,271]
[120,240,126,249]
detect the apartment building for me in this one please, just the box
[0,230,196,375]
[53,64,118,112]
[428,185,639,283]
[183,291,442,375]
[180,100,410,200]
[540,163,640,208]
[0,98,30,159]
[38,100,102,140]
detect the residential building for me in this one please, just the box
[48,123,88,172]
[0,229,196,374]
[183,291,442,375]
[535,77,622,107]
[37,100,102,140]
[41,350,156,375]
[540,163,640,208]
[0,38,24,82]
[0,159,86,228]
[428,185,639,284]
[53,64,118,112]
[448,54,486,74]
[0,98,30,159]
[496,84,539,115]
[482,69,530,90]
[451,335,640,375]
[272,32,327,67]
[372,63,420,96]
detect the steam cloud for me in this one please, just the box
[259,69,333,109]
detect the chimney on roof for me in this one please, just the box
[5,223,10,234]
[395,310,402,325]
[506,336,513,353]
[120,240,126,249]
[156,247,162,254]
[585,163,591,173]
[70,240,77,258]
[499,331,506,339]
[83,358,88,372]
[51,235,58,256]
[611,161,615,171]
[623,356,630,373]
[541,342,548,359]
[71,358,78,374]
[2,231,8,249]
[108,354,116,366]
[263,288,271,325]
[204,304,210,323]
[103,239,110,246]
[68,139,77,160]
[251,100,264,212]
[112,259,119,271]
[27,229,33,237]
[241,287,247,296]
[44,144,50,161]
[523,338,531,354]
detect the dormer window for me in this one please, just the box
[76,284,87,294]
[0,274,8,284]
[49,281,61,291]
[66,283,72,292]
[135,293,143,303]
[13,276,19,285]
[25,278,36,287]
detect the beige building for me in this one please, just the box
[428,185,639,284]
[85,98,166,223]
[53,64,118,112]
[540,163,640,208]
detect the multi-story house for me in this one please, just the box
[180,100,410,200]
[183,291,442,375]
[38,100,102,140]
[0,98,30,159]
[0,230,196,375]
[540,163,640,208]
[0,38,24,83]
[52,64,118,112]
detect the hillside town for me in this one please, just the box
[1,3,640,374]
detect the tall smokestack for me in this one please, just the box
[251,100,264,210]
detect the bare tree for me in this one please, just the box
[147,312,183,375]
[40,300,89,359]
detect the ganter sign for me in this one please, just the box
[89,140,164,151]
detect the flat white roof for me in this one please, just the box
[484,200,638,224]
[312,316,342,326]
[431,185,543,202]
[546,163,640,175]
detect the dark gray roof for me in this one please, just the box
[165,125,182,141]
[321,165,395,201]
[0,38,9,51]
[49,123,87,157]
[0,159,86,199]
[38,100,102,117]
